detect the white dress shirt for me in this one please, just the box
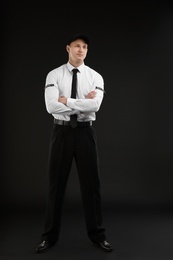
[44,62,105,122]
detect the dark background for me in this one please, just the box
[1,1,173,212]
[1,1,173,259]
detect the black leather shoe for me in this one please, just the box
[93,240,113,252]
[35,240,55,253]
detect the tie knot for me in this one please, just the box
[72,68,79,74]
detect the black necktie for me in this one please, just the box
[70,68,79,128]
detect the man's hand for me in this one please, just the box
[58,96,67,105]
[85,90,97,99]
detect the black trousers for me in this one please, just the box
[41,123,106,243]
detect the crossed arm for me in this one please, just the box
[58,90,97,105]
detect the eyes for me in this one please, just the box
[74,43,88,49]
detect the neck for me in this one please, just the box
[69,60,83,68]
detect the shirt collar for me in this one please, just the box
[67,62,85,73]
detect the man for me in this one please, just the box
[35,33,113,253]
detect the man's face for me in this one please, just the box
[66,39,88,63]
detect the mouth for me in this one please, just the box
[77,54,83,57]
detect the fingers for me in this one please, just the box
[58,96,67,104]
[85,91,97,99]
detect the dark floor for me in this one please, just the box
[1,204,173,260]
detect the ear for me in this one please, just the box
[66,45,70,53]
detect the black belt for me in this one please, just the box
[54,119,92,127]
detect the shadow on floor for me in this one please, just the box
[1,203,173,260]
